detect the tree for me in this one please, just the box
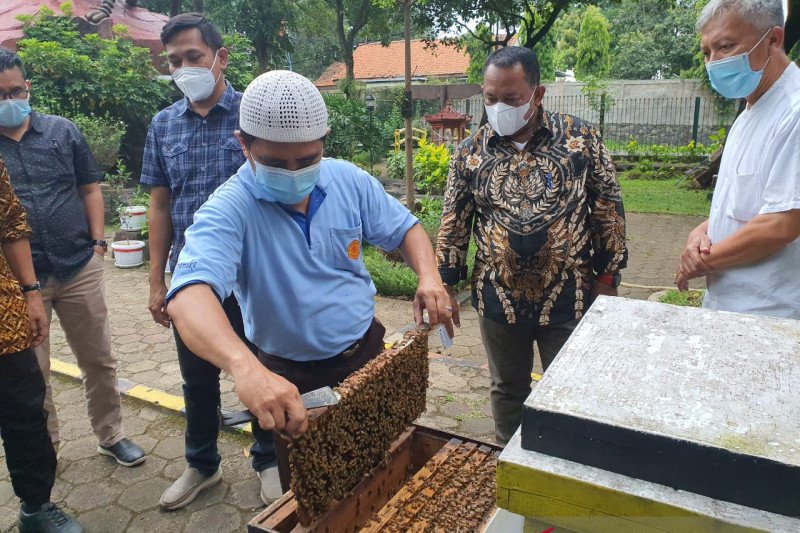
[604,0,697,80]
[328,0,398,90]
[553,7,584,71]
[575,5,610,79]
[463,24,493,83]
[417,0,593,52]
[787,0,799,58]
[519,12,558,81]
[290,0,342,80]
[203,0,296,73]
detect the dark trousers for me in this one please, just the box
[250,318,386,473]
[479,316,578,445]
[0,349,57,507]
[174,296,274,476]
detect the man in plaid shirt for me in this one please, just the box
[140,13,275,510]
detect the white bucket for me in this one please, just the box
[111,240,145,268]
[120,206,147,230]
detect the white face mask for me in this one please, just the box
[485,91,535,137]
[172,53,220,103]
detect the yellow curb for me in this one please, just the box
[126,385,186,412]
[49,357,253,435]
[50,358,82,379]
[531,372,543,382]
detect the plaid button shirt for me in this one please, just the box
[436,109,628,326]
[140,82,246,271]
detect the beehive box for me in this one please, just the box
[249,425,501,533]
[516,296,800,523]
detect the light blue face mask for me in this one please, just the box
[0,98,31,128]
[706,29,772,99]
[254,161,321,205]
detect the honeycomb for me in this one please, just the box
[288,326,430,522]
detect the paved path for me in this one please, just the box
[0,377,262,533]
[17,212,705,530]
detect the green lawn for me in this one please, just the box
[619,178,711,216]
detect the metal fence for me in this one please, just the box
[452,93,737,149]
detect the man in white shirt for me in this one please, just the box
[677,0,800,319]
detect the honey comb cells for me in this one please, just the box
[362,439,498,532]
[288,327,430,522]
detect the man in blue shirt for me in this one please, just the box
[139,13,272,510]
[166,70,453,502]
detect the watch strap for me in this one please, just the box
[20,281,41,293]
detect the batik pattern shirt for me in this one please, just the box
[436,110,628,326]
[0,160,33,355]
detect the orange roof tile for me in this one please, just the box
[315,39,469,88]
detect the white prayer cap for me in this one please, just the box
[240,70,329,143]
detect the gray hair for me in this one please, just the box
[696,0,785,32]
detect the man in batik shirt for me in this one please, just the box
[436,47,628,445]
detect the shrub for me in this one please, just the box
[350,151,373,172]
[413,140,450,195]
[363,245,419,298]
[386,150,406,181]
[70,114,126,171]
[17,7,170,124]
[385,141,451,195]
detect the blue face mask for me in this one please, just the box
[0,98,31,128]
[706,29,772,99]
[253,161,321,205]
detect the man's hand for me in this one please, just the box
[93,245,106,256]
[25,291,49,347]
[591,281,618,301]
[676,225,713,291]
[230,357,308,437]
[149,281,171,328]
[413,277,455,337]
[444,285,461,328]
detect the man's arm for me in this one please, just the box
[677,211,800,288]
[167,284,307,436]
[586,130,628,298]
[398,224,454,337]
[2,239,48,346]
[435,146,476,327]
[147,186,174,327]
[78,182,106,255]
[0,163,47,346]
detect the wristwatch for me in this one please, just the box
[90,239,108,251]
[596,272,622,288]
[20,281,41,293]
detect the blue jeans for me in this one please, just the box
[174,296,274,476]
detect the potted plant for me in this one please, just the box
[112,186,150,268]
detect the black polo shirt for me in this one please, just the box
[0,112,103,282]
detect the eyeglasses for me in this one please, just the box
[0,88,29,101]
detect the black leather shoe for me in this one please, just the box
[97,438,145,467]
[19,503,85,533]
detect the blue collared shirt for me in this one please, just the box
[140,82,246,271]
[167,159,418,361]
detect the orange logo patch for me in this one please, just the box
[347,239,361,260]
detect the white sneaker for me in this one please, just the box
[159,466,222,511]
[258,466,283,505]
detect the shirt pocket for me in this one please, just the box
[727,171,762,222]
[161,141,189,184]
[330,225,367,274]
[218,137,246,179]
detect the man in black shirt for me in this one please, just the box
[0,47,145,468]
